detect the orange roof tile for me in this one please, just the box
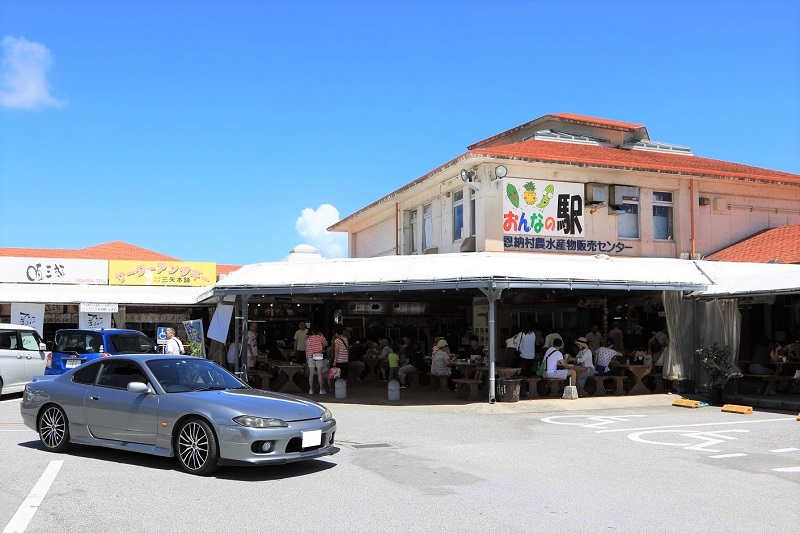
[0,241,242,276]
[470,139,800,186]
[705,225,800,264]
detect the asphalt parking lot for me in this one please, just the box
[2,392,798,533]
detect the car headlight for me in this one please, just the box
[320,408,333,423]
[233,415,288,428]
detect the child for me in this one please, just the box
[388,347,400,381]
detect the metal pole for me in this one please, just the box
[481,283,502,404]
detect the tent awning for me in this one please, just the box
[212,252,712,296]
[0,283,209,305]
[690,261,800,299]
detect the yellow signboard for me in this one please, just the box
[109,260,217,286]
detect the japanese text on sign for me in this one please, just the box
[108,260,216,286]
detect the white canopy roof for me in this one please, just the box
[0,283,208,305]
[691,261,800,298]
[213,252,712,296]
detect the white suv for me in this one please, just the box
[0,324,47,397]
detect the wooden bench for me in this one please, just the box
[453,378,483,400]
[520,376,567,399]
[431,375,450,392]
[250,370,273,390]
[585,375,626,396]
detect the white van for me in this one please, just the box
[0,324,48,397]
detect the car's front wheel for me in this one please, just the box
[176,418,219,475]
[39,405,72,452]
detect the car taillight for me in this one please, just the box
[46,352,52,368]
[101,352,112,358]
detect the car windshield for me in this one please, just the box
[146,358,247,393]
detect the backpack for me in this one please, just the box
[537,347,557,377]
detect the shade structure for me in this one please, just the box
[691,261,800,299]
[212,252,712,297]
[0,283,208,305]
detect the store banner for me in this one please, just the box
[502,179,586,238]
[182,319,207,358]
[0,258,108,284]
[108,260,216,286]
[10,303,45,336]
[79,312,112,329]
[207,303,234,342]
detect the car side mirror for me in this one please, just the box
[127,382,152,394]
[40,342,48,351]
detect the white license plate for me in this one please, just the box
[65,359,81,368]
[301,429,322,448]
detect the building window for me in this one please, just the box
[407,209,418,254]
[652,191,673,240]
[618,200,639,239]
[422,204,432,250]
[453,190,464,241]
[470,189,476,237]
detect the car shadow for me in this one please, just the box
[17,439,337,479]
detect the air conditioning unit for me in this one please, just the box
[608,185,639,208]
[460,236,476,252]
[585,183,607,203]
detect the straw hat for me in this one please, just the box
[575,337,589,349]
[437,339,449,348]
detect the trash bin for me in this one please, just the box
[496,378,521,402]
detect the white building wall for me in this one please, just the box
[346,161,800,260]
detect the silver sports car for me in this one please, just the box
[20,354,338,475]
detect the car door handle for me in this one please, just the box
[90,396,100,401]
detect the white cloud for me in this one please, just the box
[295,204,348,258]
[0,36,67,110]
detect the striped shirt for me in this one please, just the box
[334,335,349,363]
[305,334,327,358]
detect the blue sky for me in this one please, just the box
[1,0,798,266]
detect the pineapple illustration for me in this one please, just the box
[523,182,537,205]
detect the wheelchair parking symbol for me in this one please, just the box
[540,415,647,429]
[627,429,750,452]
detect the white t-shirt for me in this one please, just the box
[166,337,184,355]
[545,347,564,373]
[543,333,563,348]
[576,348,594,369]
[294,328,308,352]
[516,332,537,360]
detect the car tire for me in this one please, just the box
[39,405,72,453]
[175,417,219,476]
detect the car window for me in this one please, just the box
[55,331,99,354]
[73,361,101,385]
[110,333,150,353]
[136,333,157,353]
[20,330,43,351]
[97,360,148,389]
[146,358,244,393]
[0,331,17,350]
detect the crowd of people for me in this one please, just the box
[224,318,675,394]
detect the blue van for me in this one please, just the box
[45,328,159,375]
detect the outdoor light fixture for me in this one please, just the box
[494,165,507,179]
[460,168,475,182]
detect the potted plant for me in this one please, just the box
[696,343,733,405]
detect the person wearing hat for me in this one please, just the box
[574,337,596,389]
[431,338,462,391]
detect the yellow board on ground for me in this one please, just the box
[721,404,753,414]
[672,398,701,408]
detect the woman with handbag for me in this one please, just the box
[305,325,328,394]
[327,326,350,389]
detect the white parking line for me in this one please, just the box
[768,448,799,453]
[772,467,800,473]
[3,460,63,533]
[595,417,793,433]
[708,453,747,458]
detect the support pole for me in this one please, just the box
[480,283,503,404]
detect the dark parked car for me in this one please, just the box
[21,355,338,475]
[45,328,158,375]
